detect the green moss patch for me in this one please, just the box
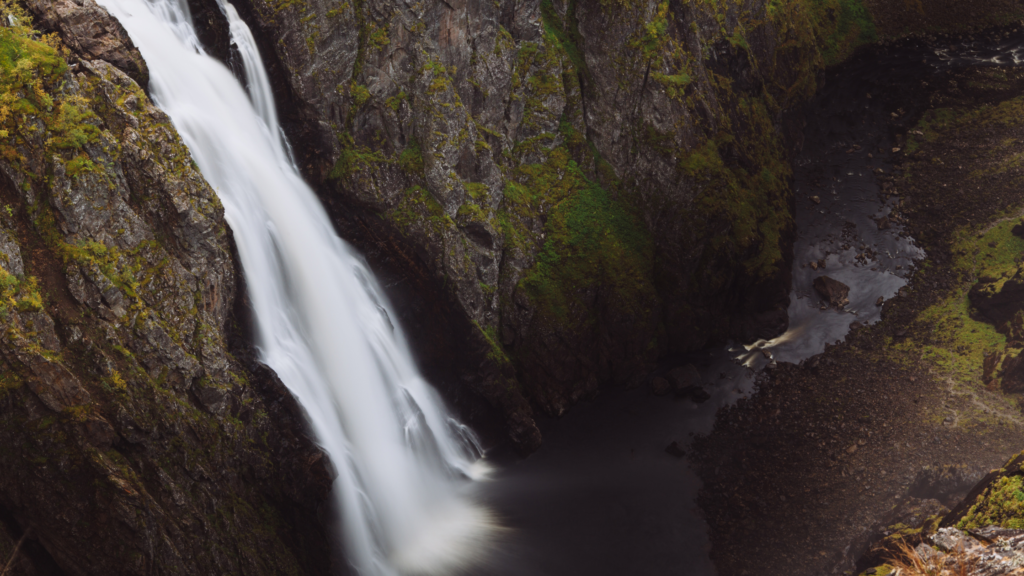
[959,472,1024,530]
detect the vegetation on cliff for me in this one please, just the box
[0,4,332,574]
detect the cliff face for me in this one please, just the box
[221,0,874,450]
[0,4,333,574]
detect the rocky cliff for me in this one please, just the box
[217,0,881,451]
[0,3,333,574]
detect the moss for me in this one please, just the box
[680,99,793,281]
[505,145,655,326]
[398,138,424,176]
[0,267,43,318]
[894,97,1024,389]
[388,185,453,237]
[328,132,386,180]
[473,320,510,365]
[538,0,592,87]
[959,473,1024,530]
[0,22,104,172]
[385,90,407,111]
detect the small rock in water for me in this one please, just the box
[664,441,686,458]
[813,275,851,308]
[818,259,827,269]
[678,386,712,403]
[876,216,891,230]
[651,377,671,396]
[810,261,819,270]
[667,365,701,397]
[876,296,884,307]
[811,195,821,204]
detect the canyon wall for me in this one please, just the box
[0,3,334,574]
[223,0,879,451]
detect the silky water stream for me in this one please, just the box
[90,3,1024,574]
[96,1,498,575]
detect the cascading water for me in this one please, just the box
[93,1,497,574]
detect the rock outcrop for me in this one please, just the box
[0,6,332,574]
[216,0,875,450]
[22,0,148,87]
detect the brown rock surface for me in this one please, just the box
[814,275,851,308]
[24,0,148,87]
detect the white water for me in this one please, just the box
[93,1,497,574]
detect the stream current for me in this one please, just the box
[89,3,1024,575]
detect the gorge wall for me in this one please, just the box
[3,0,1024,573]
[0,3,334,574]
[218,0,886,451]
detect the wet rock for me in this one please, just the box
[810,261,819,270]
[876,296,884,307]
[813,276,851,308]
[876,216,891,230]
[667,365,701,397]
[651,377,671,396]
[678,386,712,404]
[811,195,821,204]
[665,441,686,458]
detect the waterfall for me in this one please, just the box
[93,1,497,574]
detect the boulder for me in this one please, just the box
[651,377,671,396]
[814,276,851,308]
[667,365,702,397]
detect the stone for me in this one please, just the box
[932,527,972,553]
[651,377,671,396]
[813,276,851,308]
[811,195,821,204]
[679,386,712,404]
[665,441,686,458]
[1012,221,1024,238]
[876,296,884,307]
[24,0,148,86]
[877,216,891,230]
[667,365,701,397]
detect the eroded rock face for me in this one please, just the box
[23,0,148,87]
[222,0,833,450]
[0,11,331,575]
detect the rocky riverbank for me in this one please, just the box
[694,31,1024,576]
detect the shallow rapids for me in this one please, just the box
[94,1,497,574]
